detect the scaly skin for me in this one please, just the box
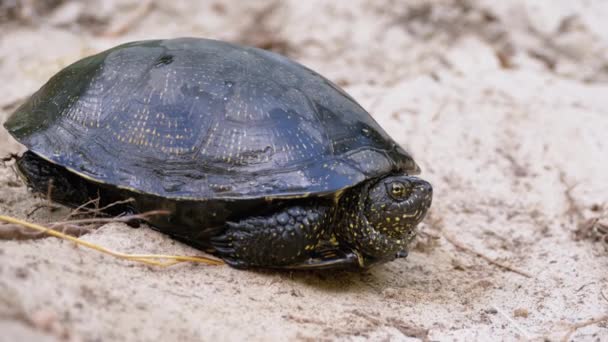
[210,205,332,268]
[211,175,433,269]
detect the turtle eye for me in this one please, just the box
[387,181,409,200]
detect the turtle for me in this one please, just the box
[4,38,433,269]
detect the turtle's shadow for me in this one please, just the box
[241,266,392,293]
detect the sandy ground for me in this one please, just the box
[1,1,607,341]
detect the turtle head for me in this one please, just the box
[364,175,433,242]
[337,174,432,265]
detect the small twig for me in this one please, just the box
[27,180,62,218]
[0,214,224,267]
[1,153,20,164]
[46,178,54,207]
[50,210,167,228]
[561,315,608,342]
[26,203,62,218]
[575,282,595,293]
[493,305,534,340]
[1,210,167,240]
[90,198,134,213]
[385,317,430,341]
[496,148,528,178]
[0,224,37,239]
[431,98,448,122]
[350,309,382,325]
[559,172,583,221]
[61,197,101,220]
[7,196,145,240]
[61,197,135,221]
[0,223,91,240]
[443,232,532,278]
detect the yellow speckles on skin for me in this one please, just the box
[329,235,339,245]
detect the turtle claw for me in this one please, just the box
[396,250,408,258]
[209,235,230,244]
[210,245,234,254]
[209,235,236,255]
[280,248,362,270]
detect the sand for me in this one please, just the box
[1,1,607,341]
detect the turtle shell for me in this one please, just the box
[4,38,419,200]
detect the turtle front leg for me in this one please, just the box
[210,205,361,269]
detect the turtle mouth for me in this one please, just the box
[401,180,433,222]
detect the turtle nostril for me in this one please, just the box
[416,180,432,194]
